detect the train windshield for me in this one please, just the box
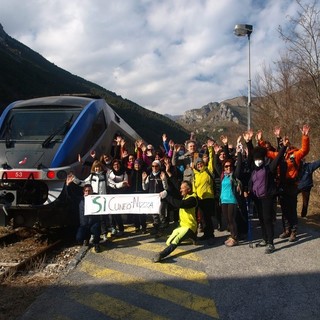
[0,108,81,142]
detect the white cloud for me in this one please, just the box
[0,0,309,115]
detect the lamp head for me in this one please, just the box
[234,24,253,37]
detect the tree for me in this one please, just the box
[254,0,320,155]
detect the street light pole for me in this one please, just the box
[234,24,253,131]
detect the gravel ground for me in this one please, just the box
[0,227,84,320]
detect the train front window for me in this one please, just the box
[0,108,81,141]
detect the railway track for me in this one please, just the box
[0,228,63,282]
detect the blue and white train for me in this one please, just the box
[0,95,142,227]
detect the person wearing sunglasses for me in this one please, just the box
[218,145,243,247]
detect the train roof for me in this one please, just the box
[9,95,101,109]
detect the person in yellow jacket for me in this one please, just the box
[193,141,215,244]
[152,179,198,263]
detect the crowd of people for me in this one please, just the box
[65,124,316,258]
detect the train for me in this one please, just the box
[0,95,142,227]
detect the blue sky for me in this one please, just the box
[0,0,309,115]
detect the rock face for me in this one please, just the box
[181,100,243,125]
[173,97,249,139]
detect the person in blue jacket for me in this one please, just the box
[298,159,320,217]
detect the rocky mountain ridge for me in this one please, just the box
[167,96,251,141]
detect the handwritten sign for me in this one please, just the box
[84,193,161,215]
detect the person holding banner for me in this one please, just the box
[129,159,147,234]
[68,160,109,241]
[152,179,198,263]
[107,159,129,236]
[142,159,168,237]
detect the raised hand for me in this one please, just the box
[274,126,281,138]
[220,135,228,145]
[301,124,310,136]
[255,130,263,142]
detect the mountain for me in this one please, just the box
[170,96,255,142]
[0,24,189,148]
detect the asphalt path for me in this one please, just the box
[19,216,320,320]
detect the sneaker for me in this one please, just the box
[94,244,101,253]
[198,234,214,241]
[279,230,290,239]
[288,230,297,242]
[89,235,94,244]
[152,253,162,263]
[102,234,108,242]
[265,244,275,254]
[257,240,267,247]
[111,228,117,236]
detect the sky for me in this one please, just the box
[0,0,307,115]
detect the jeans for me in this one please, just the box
[76,222,100,244]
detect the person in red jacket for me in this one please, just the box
[257,124,310,242]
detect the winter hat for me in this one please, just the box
[152,160,161,167]
[195,157,203,165]
[253,146,267,160]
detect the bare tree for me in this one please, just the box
[254,0,320,155]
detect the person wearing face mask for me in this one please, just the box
[247,143,287,254]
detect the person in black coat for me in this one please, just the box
[66,176,101,252]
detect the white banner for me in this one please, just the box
[84,193,161,215]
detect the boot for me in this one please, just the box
[279,228,290,239]
[289,229,297,242]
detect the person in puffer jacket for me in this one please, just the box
[297,159,320,217]
[257,125,310,242]
[192,140,215,244]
